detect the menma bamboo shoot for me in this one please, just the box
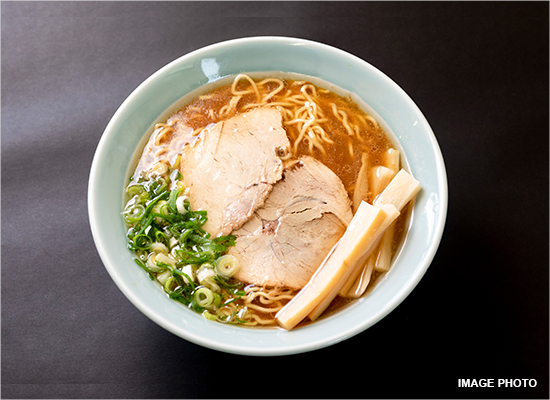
[308,203,399,321]
[336,204,399,298]
[275,201,392,330]
[375,222,395,272]
[384,148,400,174]
[371,166,396,200]
[373,169,421,211]
[352,153,369,213]
[347,250,378,298]
[340,169,421,297]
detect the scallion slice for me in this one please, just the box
[215,254,241,279]
[133,234,152,250]
[123,204,146,223]
[194,287,215,309]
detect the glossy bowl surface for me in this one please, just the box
[88,36,447,356]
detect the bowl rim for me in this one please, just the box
[88,36,448,356]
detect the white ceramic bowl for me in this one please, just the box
[88,36,447,356]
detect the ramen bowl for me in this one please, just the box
[88,36,447,356]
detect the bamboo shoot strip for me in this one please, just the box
[370,166,396,200]
[339,169,421,297]
[352,153,369,213]
[375,222,395,272]
[373,169,421,211]
[309,203,399,320]
[346,224,394,299]
[275,201,389,330]
[347,250,377,298]
[337,235,380,297]
[337,165,397,298]
[326,204,399,300]
[384,148,400,174]
[370,150,399,272]
[347,226,395,299]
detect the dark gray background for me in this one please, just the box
[2,2,548,399]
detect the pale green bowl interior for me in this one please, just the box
[88,36,447,356]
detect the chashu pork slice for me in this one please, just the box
[230,156,354,289]
[179,107,290,237]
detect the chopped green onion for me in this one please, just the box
[134,258,157,278]
[123,166,246,324]
[164,277,178,293]
[155,230,170,247]
[180,264,195,284]
[143,192,169,216]
[168,188,180,213]
[150,242,169,254]
[152,200,169,226]
[145,253,169,273]
[155,252,177,267]
[214,275,244,291]
[126,184,149,201]
[123,204,146,223]
[215,254,241,279]
[176,196,189,214]
[178,229,193,245]
[170,168,181,183]
[197,264,221,291]
[173,269,195,291]
[155,178,168,194]
[202,310,217,321]
[133,234,152,250]
[194,287,215,309]
[156,269,172,285]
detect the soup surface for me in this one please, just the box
[123,73,410,328]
